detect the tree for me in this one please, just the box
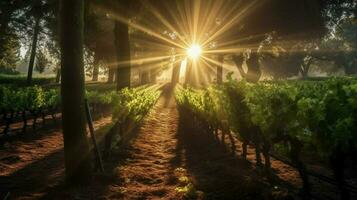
[258,35,319,79]
[302,17,357,76]
[112,1,140,90]
[84,2,107,82]
[233,52,262,82]
[41,0,62,82]
[217,55,224,83]
[60,0,92,184]
[300,56,314,78]
[323,19,357,75]
[226,0,326,81]
[0,0,30,60]
[27,0,51,85]
[84,1,119,83]
[27,8,41,85]
[144,0,331,82]
[87,0,141,88]
[46,39,62,82]
[0,1,32,75]
[0,34,21,74]
[208,0,355,81]
[83,48,96,78]
[171,61,181,85]
[35,50,49,73]
[114,20,131,90]
[92,55,100,81]
[46,40,61,82]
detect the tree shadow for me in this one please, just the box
[0,149,64,199]
[161,84,176,109]
[36,126,144,199]
[0,85,298,199]
[35,143,134,199]
[170,115,296,200]
[0,116,62,146]
[38,86,173,199]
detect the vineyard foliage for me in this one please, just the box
[176,76,357,158]
[0,86,60,113]
[175,76,357,195]
[0,85,161,134]
[86,86,161,123]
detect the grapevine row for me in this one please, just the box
[0,85,161,136]
[175,76,357,199]
[0,86,60,133]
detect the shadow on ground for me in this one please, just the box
[3,85,297,200]
[170,111,294,200]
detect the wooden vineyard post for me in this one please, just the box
[85,99,104,172]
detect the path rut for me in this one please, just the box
[104,87,185,199]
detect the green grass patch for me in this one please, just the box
[0,74,55,86]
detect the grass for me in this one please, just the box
[85,82,116,92]
[0,74,56,86]
[0,73,117,92]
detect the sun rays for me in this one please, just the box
[92,0,312,85]
[187,44,202,59]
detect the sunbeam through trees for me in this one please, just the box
[0,0,357,199]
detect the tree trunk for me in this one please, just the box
[233,53,261,82]
[255,144,262,166]
[0,12,11,59]
[141,71,149,85]
[55,67,61,83]
[184,59,192,87]
[262,141,271,170]
[27,16,41,85]
[300,58,312,79]
[242,141,248,159]
[233,54,245,79]
[92,58,99,81]
[0,14,10,39]
[245,52,261,82]
[171,62,181,85]
[150,68,157,84]
[114,21,131,91]
[60,0,92,184]
[343,59,357,75]
[217,56,224,84]
[301,65,309,79]
[330,150,350,200]
[107,68,115,83]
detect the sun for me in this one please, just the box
[187,44,202,59]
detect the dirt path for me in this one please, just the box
[0,116,112,199]
[1,87,296,200]
[82,88,280,200]
[107,87,182,199]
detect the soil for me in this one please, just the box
[0,87,353,200]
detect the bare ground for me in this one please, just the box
[0,87,325,200]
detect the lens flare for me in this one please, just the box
[187,44,202,59]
